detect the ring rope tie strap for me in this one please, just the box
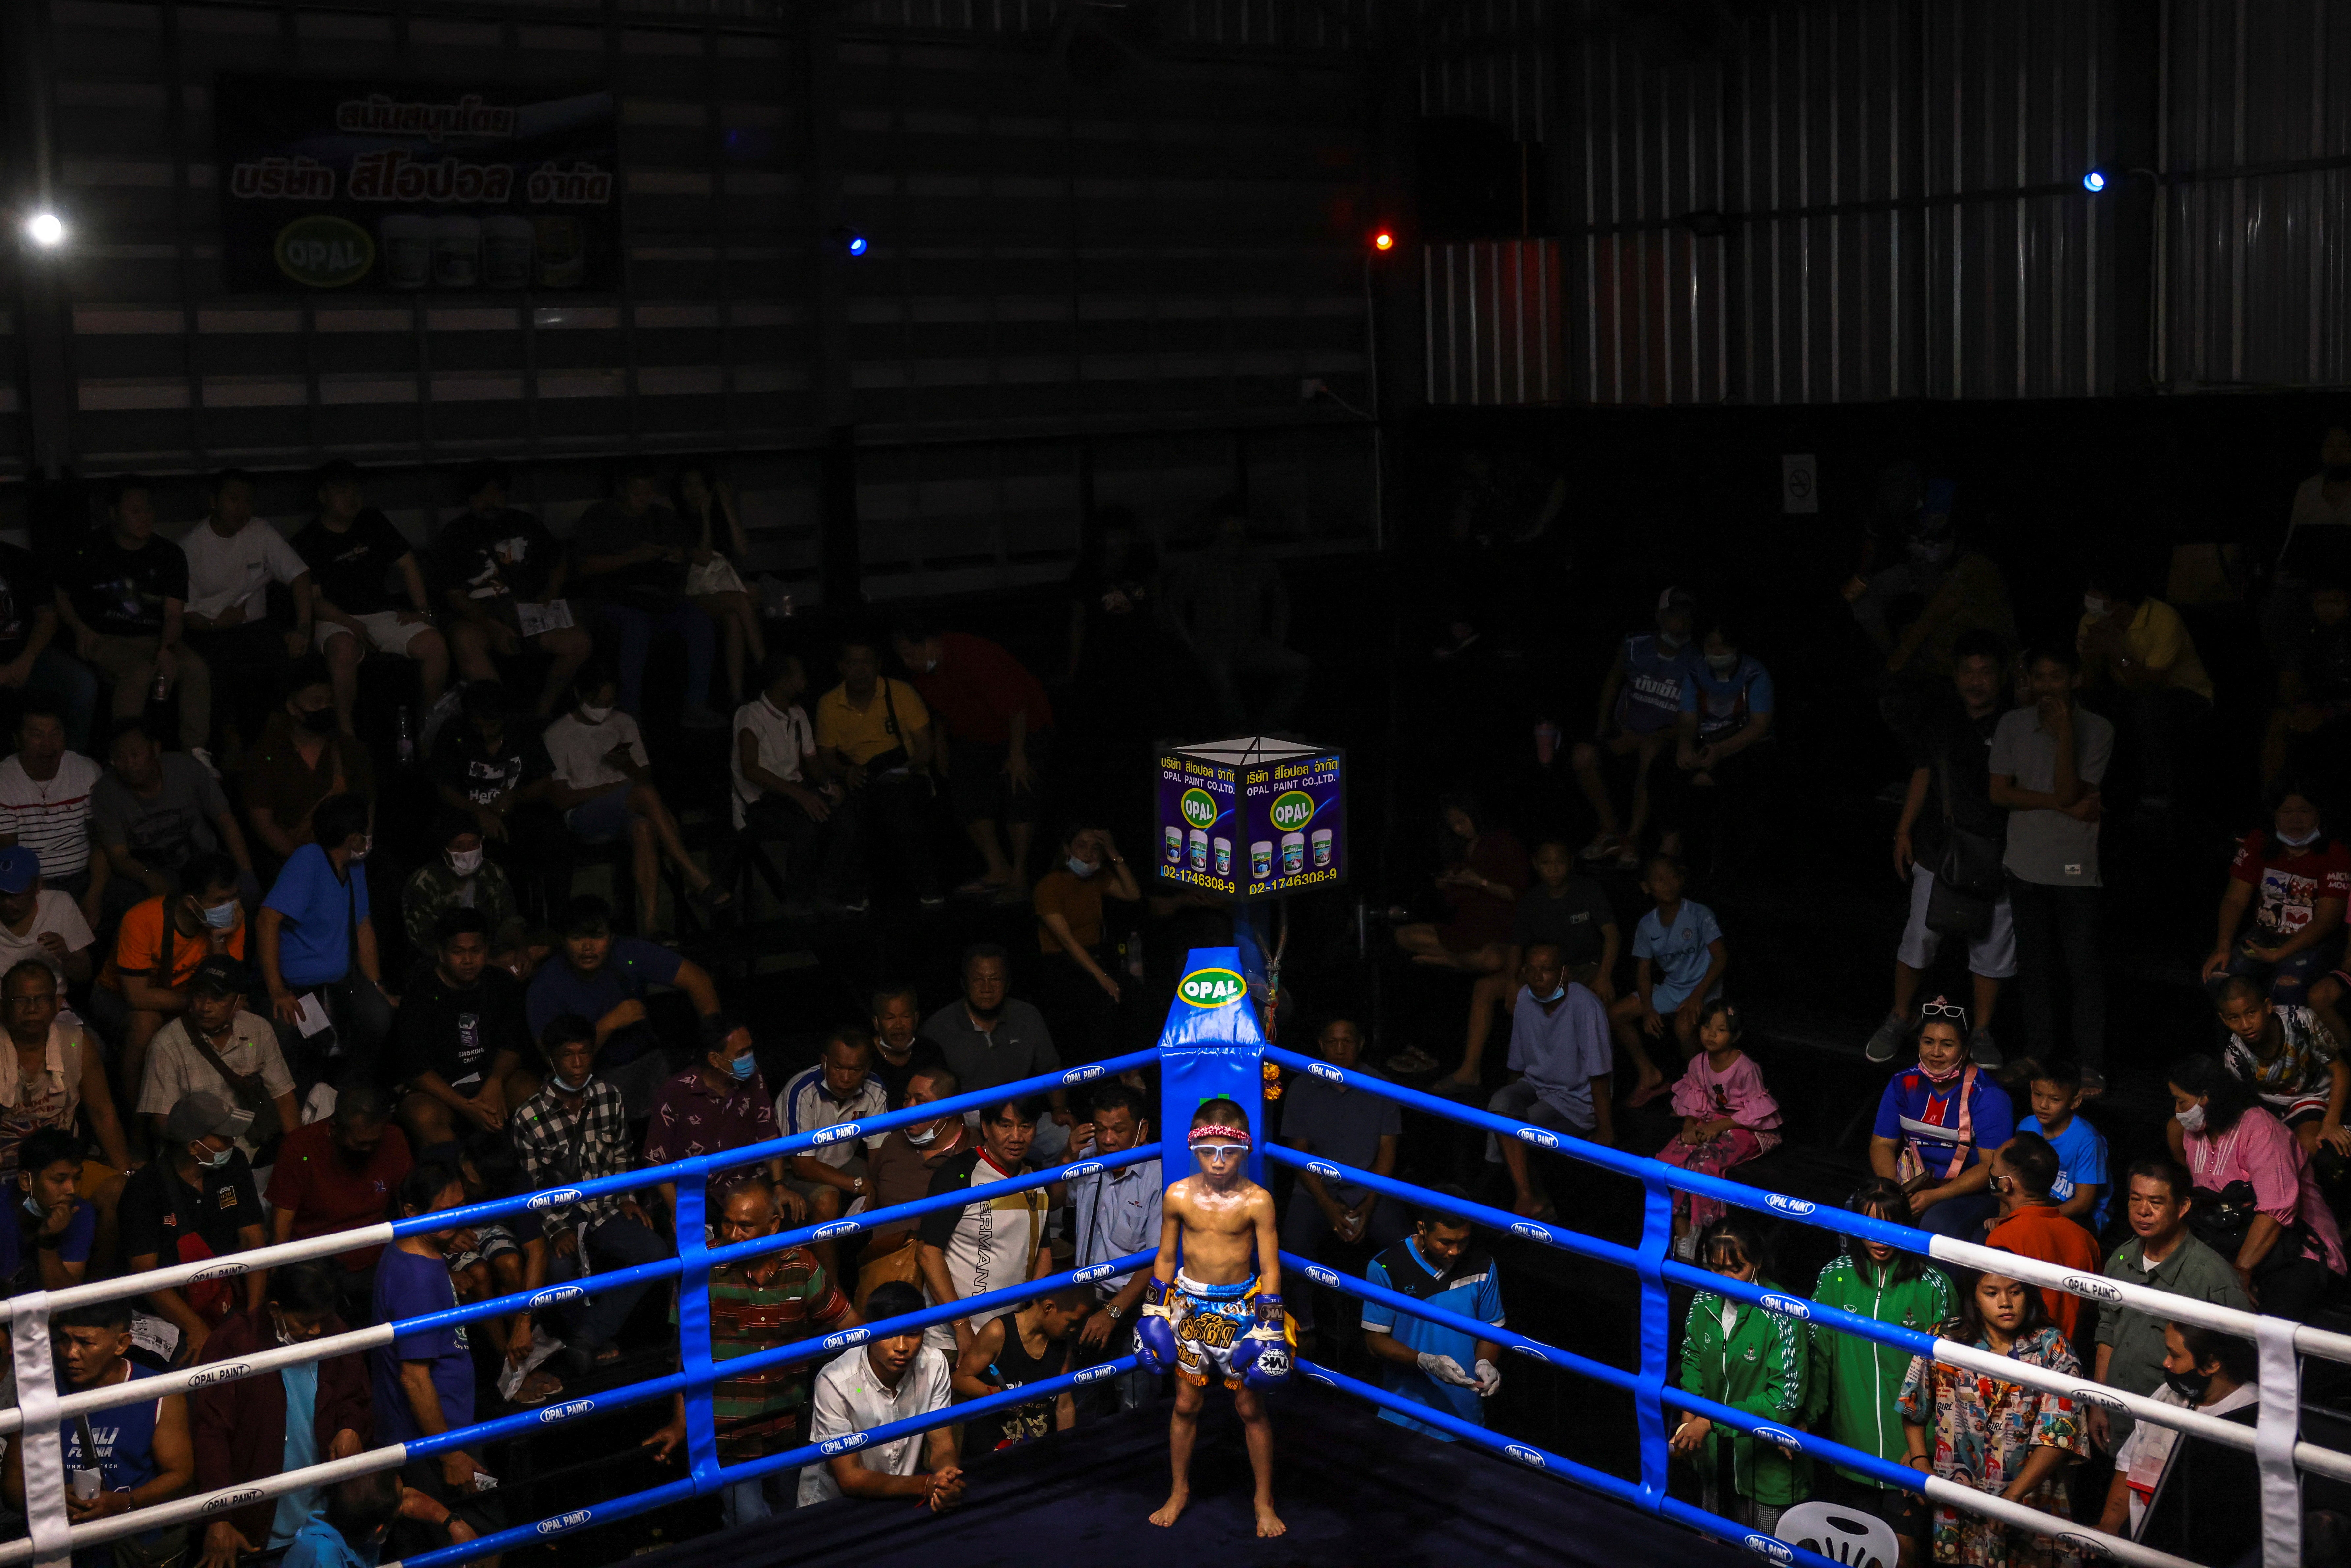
[673,1160,720,1490]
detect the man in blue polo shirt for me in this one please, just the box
[1361,1190,1504,1439]
[525,894,720,1118]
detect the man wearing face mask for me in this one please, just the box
[0,1127,99,1292]
[644,1010,794,1225]
[399,812,528,970]
[2097,1322,2261,1559]
[2077,556,2213,816]
[260,791,395,1083]
[390,909,531,1156]
[136,955,297,1159]
[1032,824,1140,1062]
[858,1063,964,1311]
[242,657,376,865]
[118,1090,268,1362]
[92,852,250,1111]
[1571,587,1699,871]
[1162,501,1309,734]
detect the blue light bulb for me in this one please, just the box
[846,235,868,257]
[2082,170,2106,193]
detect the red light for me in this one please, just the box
[1372,230,1395,252]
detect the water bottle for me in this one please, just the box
[151,669,169,703]
[395,706,415,765]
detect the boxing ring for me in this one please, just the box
[2,944,2345,1568]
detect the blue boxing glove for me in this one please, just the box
[1235,1333,1292,1390]
[1135,1278,1178,1374]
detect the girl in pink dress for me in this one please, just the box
[1655,1000,1783,1255]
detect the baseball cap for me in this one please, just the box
[189,956,246,998]
[164,1090,253,1145]
[1657,586,1697,614]
[0,847,40,896]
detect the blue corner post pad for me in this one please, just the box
[1156,946,1271,1187]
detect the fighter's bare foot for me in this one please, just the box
[1255,1503,1287,1538]
[1149,1490,1189,1528]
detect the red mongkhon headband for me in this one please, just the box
[1188,1123,1252,1146]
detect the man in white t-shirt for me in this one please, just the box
[796,1281,963,1512]
[0,847,95,989]
[913,1095,1049,1357]
[729,653,852,907]
[176,470,316,753]
[0,697,107,912]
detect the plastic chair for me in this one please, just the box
[1776,1500,1900,1568]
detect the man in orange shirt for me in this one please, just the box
[1986,1131,2103,1354]
[87,851,248,1113]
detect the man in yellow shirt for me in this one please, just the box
[2079,561,2214,812]
[813,636,942,909]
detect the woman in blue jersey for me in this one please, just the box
[1866,998,2015,1243]
[1572,587,1699,871]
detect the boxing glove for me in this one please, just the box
[1235,1333,1292,1390]
[1135,1278,1178,1374]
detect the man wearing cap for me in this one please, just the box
[1571,587,1699,870]
[118,1090,267,1363]
[0,844,94,990]
[135,955,296,1161]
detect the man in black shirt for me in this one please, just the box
[293,460,450,737]
[428,681,565,916]
[0,539,96,753]
[118,1089,266,1363]
[433,460,591,718]
[54,477,211,755]
[1867,628,2015,1065]
[391,907,530,1158]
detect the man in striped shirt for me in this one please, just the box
[0,694,105,919]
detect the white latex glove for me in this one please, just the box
[1417,1352,1478,1388]
[1474,1358,1501,1397]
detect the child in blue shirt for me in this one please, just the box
[2017,1058,2109,1234]
[1613,854,1727,1105]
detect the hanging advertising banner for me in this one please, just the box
[213,75,620,293]
[1154,738,1346,902]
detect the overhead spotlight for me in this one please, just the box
[22,211,64,248]
[1371,229,1395,252]
[2082,170,2107,193]
[827,225,868,259]
[846,234,868,257]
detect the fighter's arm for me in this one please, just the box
[1251,1186,1282,1299]
[1150,1186,1189,1288]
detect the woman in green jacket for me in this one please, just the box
[1810,1178,1953,1568]
[1671,1212,1811,1532]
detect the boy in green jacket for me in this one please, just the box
[1670,1214,1811,1532]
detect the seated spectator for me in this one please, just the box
[391,908,532,1156]
[447,1133,559,1405]
[2092,1159,2251,1457]
[1868,999,2015,1242]
[1278,1017,1406,1346]
[953,1283,1093,1450]
[2166,1052,2347,1320]
[798,1280,963,1511]
[0,517,92,752]
[860,1062,964,1312]
[643,1010,794,1224]
[193,1261,372,1568]
[2265,566,2351,784]
[780,1027,886,1275]
[2,1298,193,1554]
[540,665,729,935]
[267,1083,414,1327]
[400,812,529,970]
[1444,839,1616,1090]
[1361,1188,1503,1439]
[55,476,210,759]
[1656,610,1775,861]
[1809,1179,1951,1560]
[428,680,564,914]
[92,718,255,923]
[1609,853,1726,1102]
[1668,1214,1808,1533]
[121,1090,267,1361]
[0,957,132,1184]
[0,692,108,915]
[916,1096,1050,1359]
[868,983,938,1108]
[1032,824,1140,1063]
[2097,1322,2260,1560]
[728,651,851,907]
[242,658,376,866]
[1066,1080,1160,1412]
[893,614,1055,896]
[526,894,720,1118]
[372,1165,502,1541]
[258,791,393,1078]
[512,1015,669,1370]
[1392,796,1528,1071]
[90,852,247,1101]
[1653,1000,1780,1256]
[0,844,93,990]
[1571,586,1697,871]
[178,469,316,754]
[643,1176,856,1525]
[1873,497,2017,718]
[813,634,942,908]
[293,460,451,736]
[2077,553,2213,814]
[1899,1271,2085,1561]
[136,954,297,1157]
[2017,1059,2110,1233]
[286,1466,478,1568]
[2210,973,2351,1159]
[0,1126,99,1291]
[1985,1132,2104,1351]
[1160,500,1309,734]
[434,459,593,719]
[674,462,766,707]
[570,459,724,725]
[1486,946,1614,1220]
[2202,779,2347,1010]
[919,944,1070,1158]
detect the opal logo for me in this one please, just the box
[1073,1364,1117,1384]
[186,1362,252,1389]
[814,1220,861,1240]
[1062,1065,1106,1084]
[1504,1444,1546,1469]
[528,1189,582,1211]
[1178,967,1246,1009]
[1062,1162,1104,1179]
[1074,1264,1117,1284]
[1509,1343,1547,1360]
[1306,1062,1342,1081]
[1268,790,1316,832]
[1179,788,1218,829]
[1760,1293,1812,1321]
[2063,1275,2123,1304]
[823,1328,872,1351]
[2056,1533,2111,1559]
[1305,1264,1339,1287]
[2069,1386,2127,1412]
[1304,1369,1335,1388]
[820,1433,869,1456]
[1514,1127,1559,1149]
[812,1123,861,1145]
[202,1488,265,1514]
[536,1510,591,1536]
[191,1263,247,1283]
[1750,1424,1805,1449]
[1743,1535,1793,1564]
[1764,1194,1816,1217]
[539,1400,596,1424]
[529,1285,584,1310]
[1509,1221,1551,1240]
[1306,1161,1341,1181]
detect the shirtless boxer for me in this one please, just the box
[1137,1097,1292,1537]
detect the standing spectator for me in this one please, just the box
[919,944,1070,1157]
[2097,1323,2261,1561]
[641,1177,856,1527]
[869,984,937,1108]
[540,666,729,935]
[370,1166,496,1530]
[92,720,254,921]
[434,459,592,719]
[1487,946,1615,1220]
[1031,824,1140,1063]
[915,1096,1051,1359]
[119,1091,267,1362]
[673,463,766,709]
[90,853,246,1102]
[1985,1133,2104,1352]
[525,894,720,1118]
[1067,1079,1160,1411]
[2091,1159,2251,1456]
[1570,587,1697,870]
[952,1284,1094,1451]
[1361,1190,1504,1439]
[893,616,1055,896]
[292,462,450,735]
[1868,631,2013,1067]
[55,476,210,760]
[267,1085,414,1327]
[1443,839,1616,1090]
[813,635,941,908]
[642,1010,792,1223]
[1653,1000,1781,1255]
[239,660,376,866]
[400,814,527,967]
[2077,556,2213,815]
[192,1262,372,1568]
[859,1064,965,1312]
[779,1028,886,1276]
[1161,501,1309,733]
[1868,999,2015,1242]
[2018,1059,2111,1233]
[257,792,393,1078]
[511,1016,669,1369]
[0,958,133,1184]
[0,1128,100,1292]
[2210,974,2351,1158]
[1810,1179,1952,1564]
[2201,781,2349,1009]
[427,680,564,916]
[135,954,297,1158]
[2165,1053,2346,1320]
[569,459,723,726]
[0,693,107,914]
[1990,643,2114,1081]
[796,1281,963,1512]
[1669,1214,1809,1533]
[1898,1271,2087,1567]
[390,908,531,1155]
[1609,853,1726,1103]
[177,469,316,755]
[1279,1017,1406,1346]
[0,846,94,988]
[1656,611,1776,862]
[1391,795,1529,1011]
[728,652,849,905]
